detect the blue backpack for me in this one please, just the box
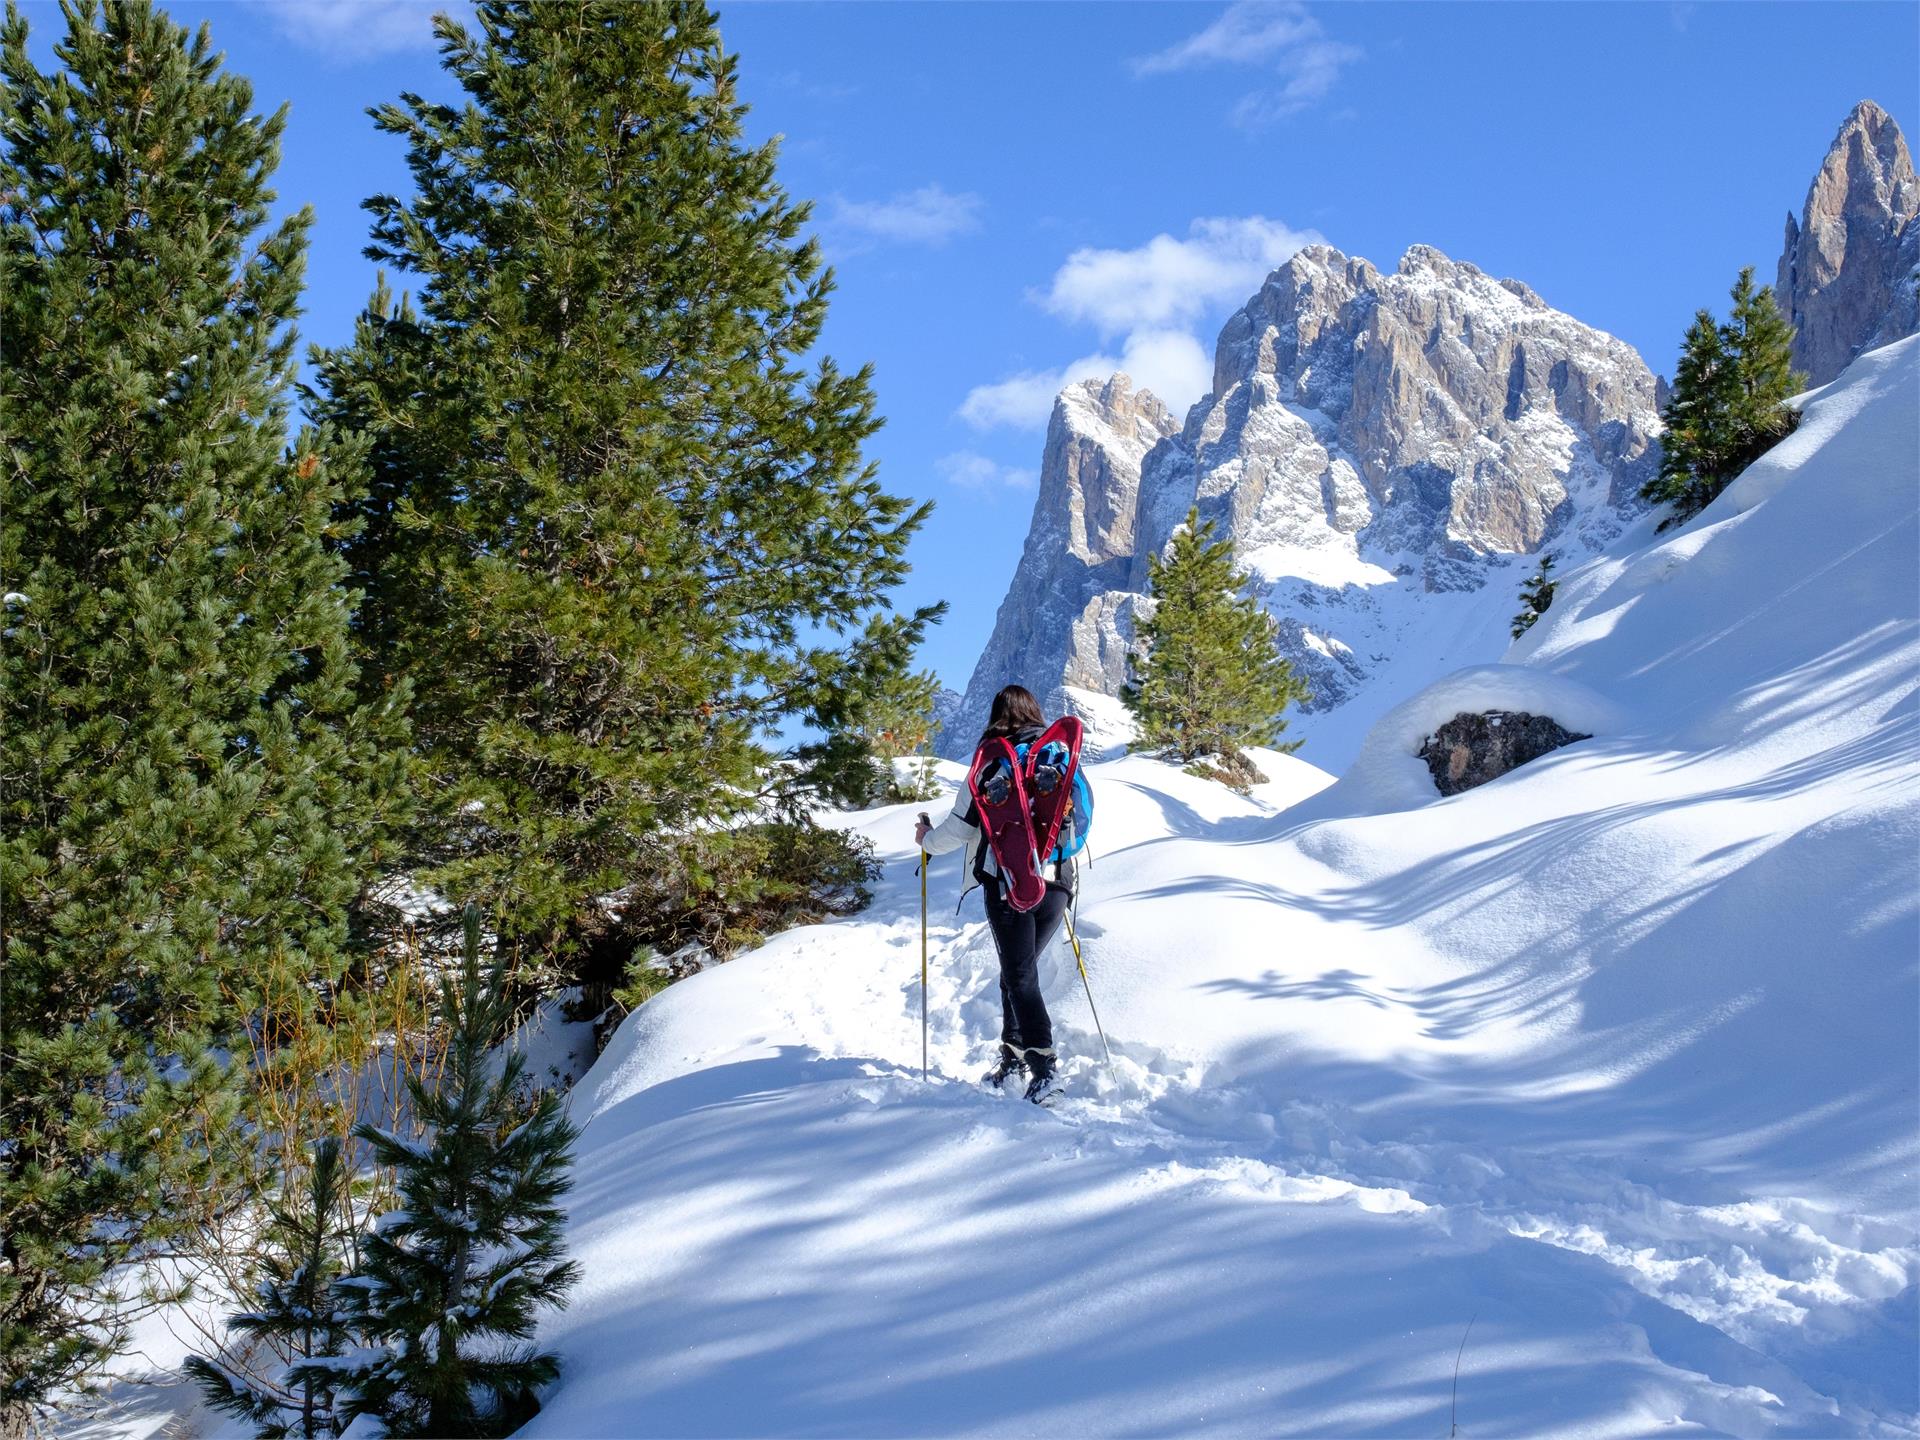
[1016,739,1095,864]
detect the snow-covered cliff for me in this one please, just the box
[943,374,1178,757]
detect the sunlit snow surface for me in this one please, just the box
[525,341,1920,1437]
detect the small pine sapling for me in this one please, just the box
[1122,508,1311,790]
[1642,267,1804,526]
[1511,553,1558,639]
[324,907,580,1439]
[186,1138,355,1439]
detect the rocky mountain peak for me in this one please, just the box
[1776,99,1919,386]
[1170,239,1659,583]
[1041,372,1178,565]
[948,240,1663,766]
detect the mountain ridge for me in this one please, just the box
[947,238,1662,766]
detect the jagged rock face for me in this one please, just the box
[1417,711,1590,796]
[1138,244,1660,586]
[947,242,1663,765]
[929,685,965,751]
[943,375,1178,757]
[1776,100,1919,387]
[1144,243,1660,732]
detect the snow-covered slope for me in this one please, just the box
[526,340,1918,1437]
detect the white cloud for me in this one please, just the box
[1132,2,1361,127]
[1229,38,1362,126]
[959,356,1119,432]
[828,184,983,247]
[961,216,1317,430]
[1132,1,1322,74]
[1039,216,1319,335]
[267,0,465,61]
[959,330,1214,433]
[935,452,1038,491]
[1114,328,1214,411]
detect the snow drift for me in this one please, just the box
[524,339,1919,1437]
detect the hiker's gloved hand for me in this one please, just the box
[914,815,931,847]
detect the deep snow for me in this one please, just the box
[521,340,1920,1436]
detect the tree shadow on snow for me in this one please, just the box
[532,1048,1841,1439]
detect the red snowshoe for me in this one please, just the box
[968,738,1046,911]
[966,715,1087,915]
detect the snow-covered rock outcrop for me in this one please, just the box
[1776,100,1919,387]
[527,338,1918,1438]
[951,242,1664,769]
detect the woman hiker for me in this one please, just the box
[915,684,1075,1105]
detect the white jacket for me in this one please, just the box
[921,787,1070,891]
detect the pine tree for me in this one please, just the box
[1644,311,1735,519]
[1122,509,1310,788]
[0,3,408,1425]
[1642,268,1804,525]
[309,0,938,977]
[1721,266,1803,473]
[849,665,942,802]
[186,1139,355,1440]
[1510,553,1558,639]
[319,907,579,1439]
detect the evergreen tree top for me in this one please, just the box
[313,0,935,961]
[1123,508,1309,783]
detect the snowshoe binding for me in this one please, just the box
[1022,717,1085,868]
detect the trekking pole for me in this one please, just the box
[1063,907,1112,1069]
[918,815,931,1083]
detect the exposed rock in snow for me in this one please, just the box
[944,373,1178,755]
[1323,662,1625,815]
[1417,709,1591,795]
[950,242,1663,771]
[1776,99,1919,386]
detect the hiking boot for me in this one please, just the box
[1023,1051,1062,1105]
[981,1044,1027,1090]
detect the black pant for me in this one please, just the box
[983,879,1070,1055]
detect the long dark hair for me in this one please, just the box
[978,684,1045,748]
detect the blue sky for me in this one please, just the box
[20,0,1919,695]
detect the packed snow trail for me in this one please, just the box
[525,340,1919,1439]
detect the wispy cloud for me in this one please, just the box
[1133,2,1361,128]
[960,359,1115,433]
[827,184,983,248]
[1039,216,1320,335]
[266,0,465,62]
[961,215,1320,430]
[935,451,1038,491]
